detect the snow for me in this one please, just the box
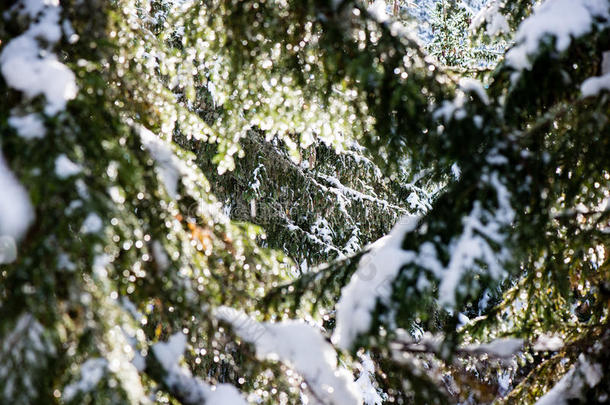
[368,0,390,23]
[535,366,577,405]
[0,152,35,240]
[438,171,514,307]
[80,213,103,234]
[344,228,362,255]
[152,332,187,371]
[0,0,78,115]
[152,240,170,270]
[121,297,143,322]
[581,73,610,97]
[535,354,603,405]
[75,179,90,200]
[17,0,59,19]
[63,358,108,400]
[0,0,77,243]
[8,114,45,139]
[497,370,512,395]
[464,337,523,358]
[206,385,249,404]
[332,216,419,350]
[62,19,79,44]
[434,95,465,122]
[0,313,56,399]
[439,205,490,305]
[311,217,335,246]
[151,332,247,405]
[55,154,82,179]
[104,326,148,403]
[533,334,564,352]
[393,331,522,359]
[581,48,610,98]
[138,126,183,199]
[0,235,17,264]
[602,51,610,74]
[506,0,610,71]
[434,78,489,123]
[250,163,264,194]
[215,307,363,405]
[355,354,383,405]
[2,313,54,355]
[459,78,490,105]
[287,219,346,257]
[92,254,111,279]
[317,173,408,214]
[392,330,442,354]
[457,312,470,327]
[334,167,515,349]
[57,252,77,271]
[451,163,461,179]
[470,1,509,36]
[131,352,146,372]
[578,354,602,388]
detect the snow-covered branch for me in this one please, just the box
[147,333,247,405]
[215,307,363,405]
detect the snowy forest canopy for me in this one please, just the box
[0,0,609,404]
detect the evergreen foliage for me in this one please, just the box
[0,0,609,404]
[423,0,506,69]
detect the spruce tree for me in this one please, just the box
[1,0,609,404]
